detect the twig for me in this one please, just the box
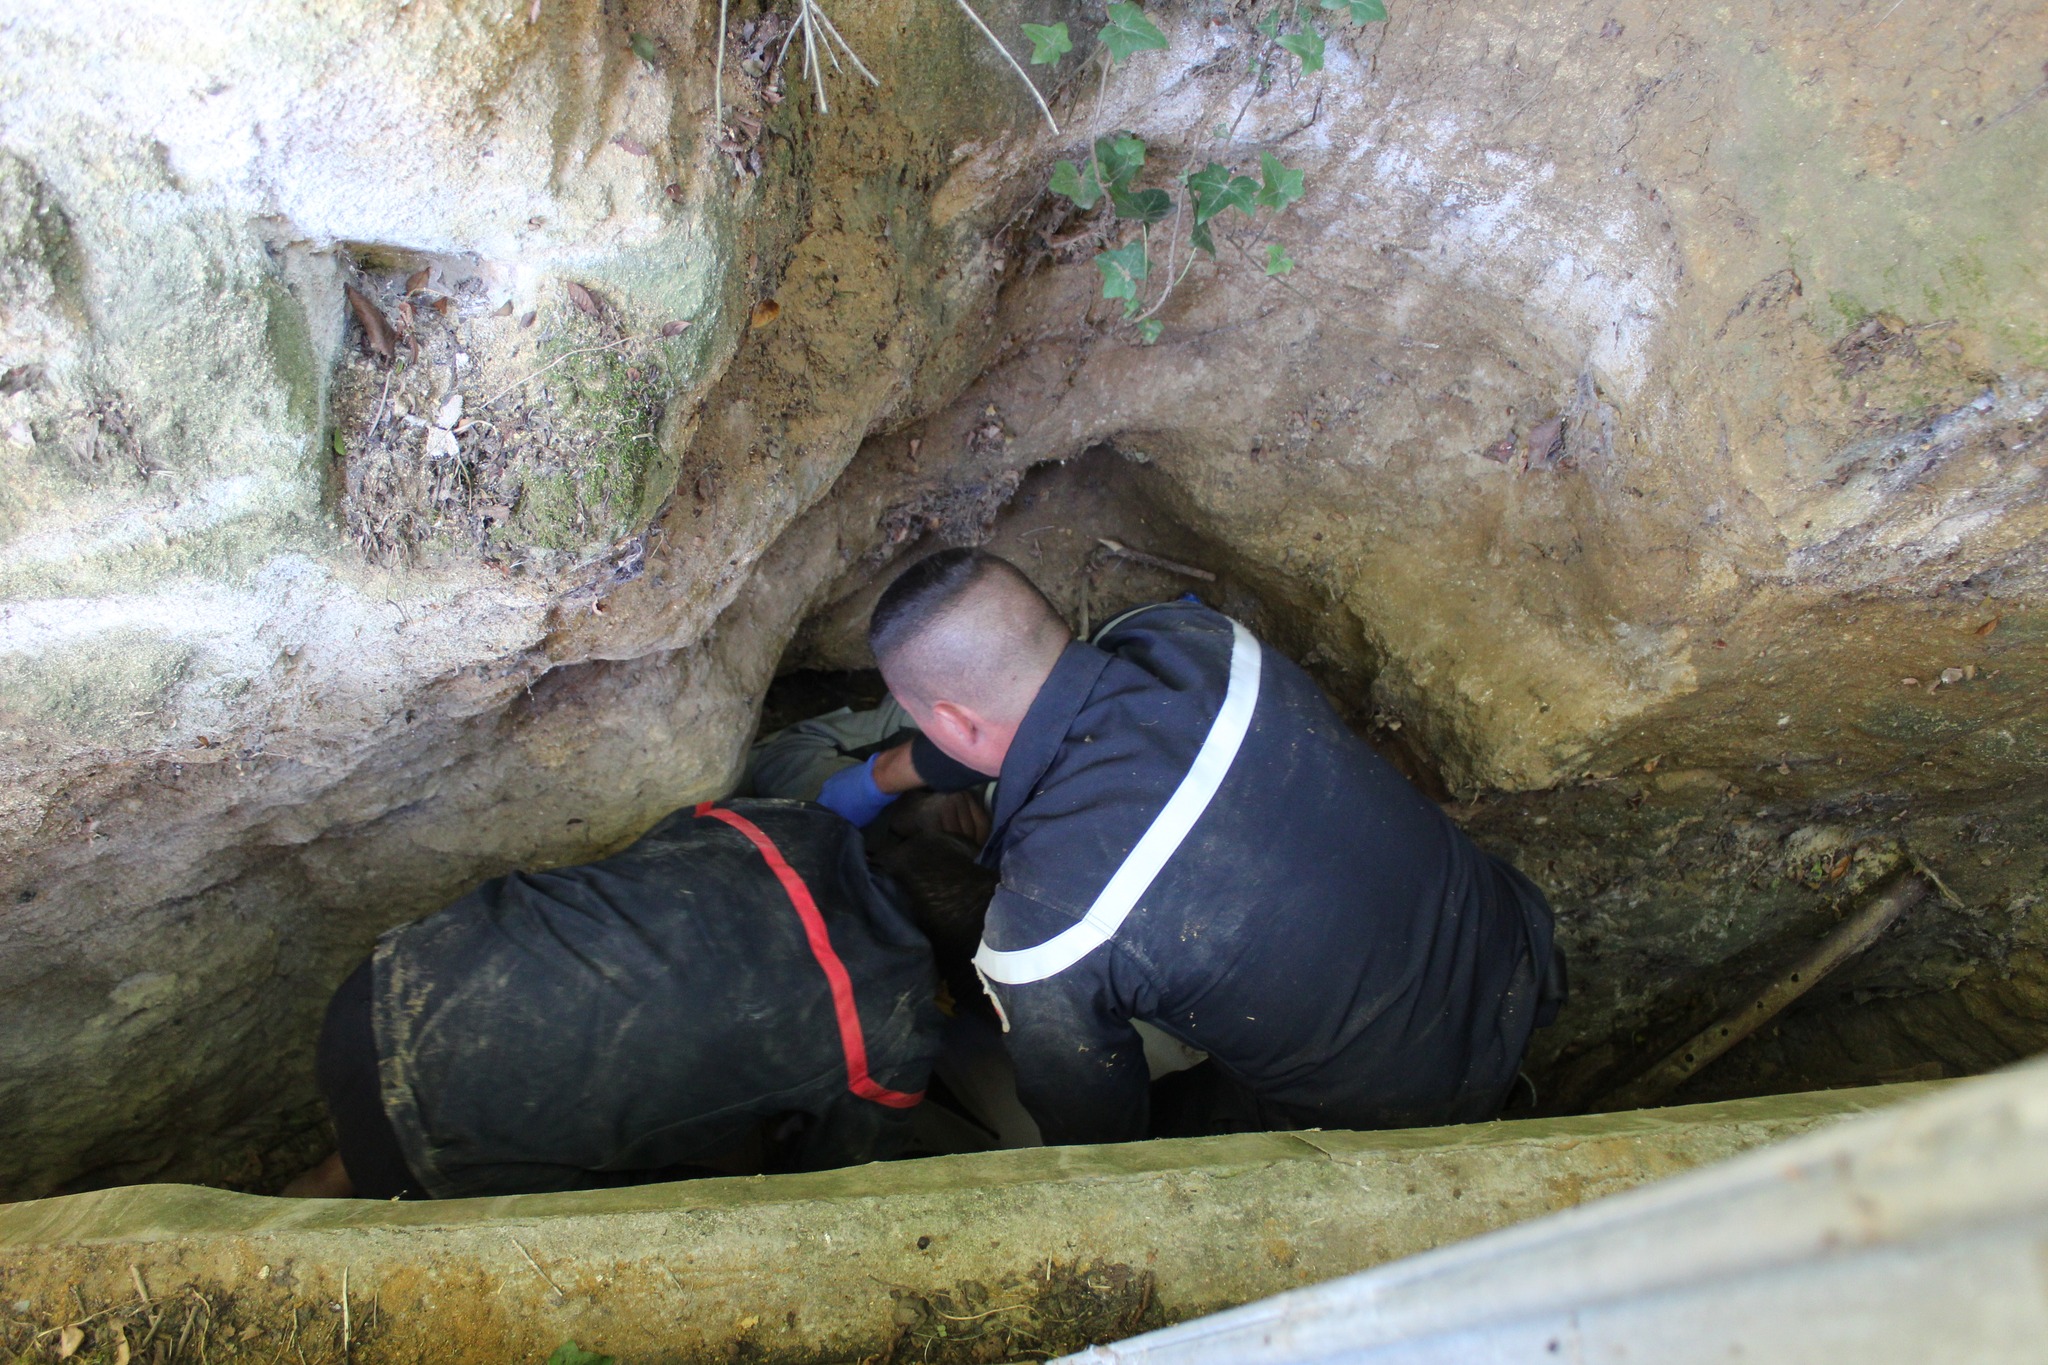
[1097,538,1216,581]
[944,0,1059,132]
[340,1266,349,1364]
[366,365,394,441]
[130,1267,153,1314]
[808,0,879,84]
[714,0,728,134]
[507,1235,567,1297]
[935,1303,1031,1322]
[803,0,828,112]
[1600,873,1932,1111]
[480,337,639,409]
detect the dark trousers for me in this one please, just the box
[1151,945,1569,1140]
[316,960,424,1199]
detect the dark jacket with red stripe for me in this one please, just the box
[370,800,941,1197]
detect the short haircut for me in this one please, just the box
[868,548,1053,667]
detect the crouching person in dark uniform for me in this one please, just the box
[856,549,1566,1147]
[284,800,943,1199]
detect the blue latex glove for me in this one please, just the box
[816,755,899,828]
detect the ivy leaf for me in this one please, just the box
[1091,133,1148,190]
[1256,150,1305,211]
[1264,243,1296,276]
[1137,319,1164,344]
[1190,219,1216,256]
[1099,3,1170,64]
[1095,239,1150,301]
[546,1345,615,1365]
[1255,10,1281,38]
[1319,0,1387,21]
[1109,183,1173,224]
[1050,158,1103,209]
[1187,162,1260,225]
[1276,26,1325,73]
[1022,21,1073,63]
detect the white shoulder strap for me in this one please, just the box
[973,619,1263,989]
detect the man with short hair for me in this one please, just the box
[855,548,1562,1146]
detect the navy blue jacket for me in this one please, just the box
[969,602,1554,1145]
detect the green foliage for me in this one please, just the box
[1050,158,1103,209]
[1275,27,1325,73]
[1319,0,1387,22]
[1187,163,1260,225]
[1094,132,1148,185]
[628,32,660,64]
[1099,2,1170,64]
[1025,0,1355,338]
[1095,240,1150,302]
[546,1344,615,1365]
[1022,21,1073,63]
[1256,151,1305,211]
[1111,184,1173,224]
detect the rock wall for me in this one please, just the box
[0,0,2043,1199]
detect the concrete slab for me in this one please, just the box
[0,1083,1941,1365]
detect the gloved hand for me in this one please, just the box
[815,755,900,828]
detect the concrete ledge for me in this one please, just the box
[0,1084,1942,1364]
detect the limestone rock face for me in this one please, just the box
[0,0,2044,1199]
[0,0,1050,1195]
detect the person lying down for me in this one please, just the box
[284,799,955,1200]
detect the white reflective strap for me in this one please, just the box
[973,619,1263,987]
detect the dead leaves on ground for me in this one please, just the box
[344,284,396,361]
[565,280,606,319]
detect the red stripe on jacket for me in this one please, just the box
[695,803,925,1109]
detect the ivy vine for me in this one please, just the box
[1023,0,1387,341]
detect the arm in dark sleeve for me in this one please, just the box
[909,733,987,793]
[982,895,1150,1145]
[785,1090,918,1171]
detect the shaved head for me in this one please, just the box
[869,550,1071,745]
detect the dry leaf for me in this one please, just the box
[1900,677,1920,687]
[612,134,651,157]
[750,298,781,328]
[57,1326,83,1360]
[424,427,459,462]
[659,319,692,337]
[433,296,452,316]
[1939,666,1965,685]
[1522,416,1564,467]
[565,281,603,317]
[344,284,395,361]
[493,300,514,318]
[114,1333,131,1365]
[405,266,432,295]
[1975,616,2001,636]
[436,393,464,428]
[519,311,538,329]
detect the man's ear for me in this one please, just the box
[925,699,981,755]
